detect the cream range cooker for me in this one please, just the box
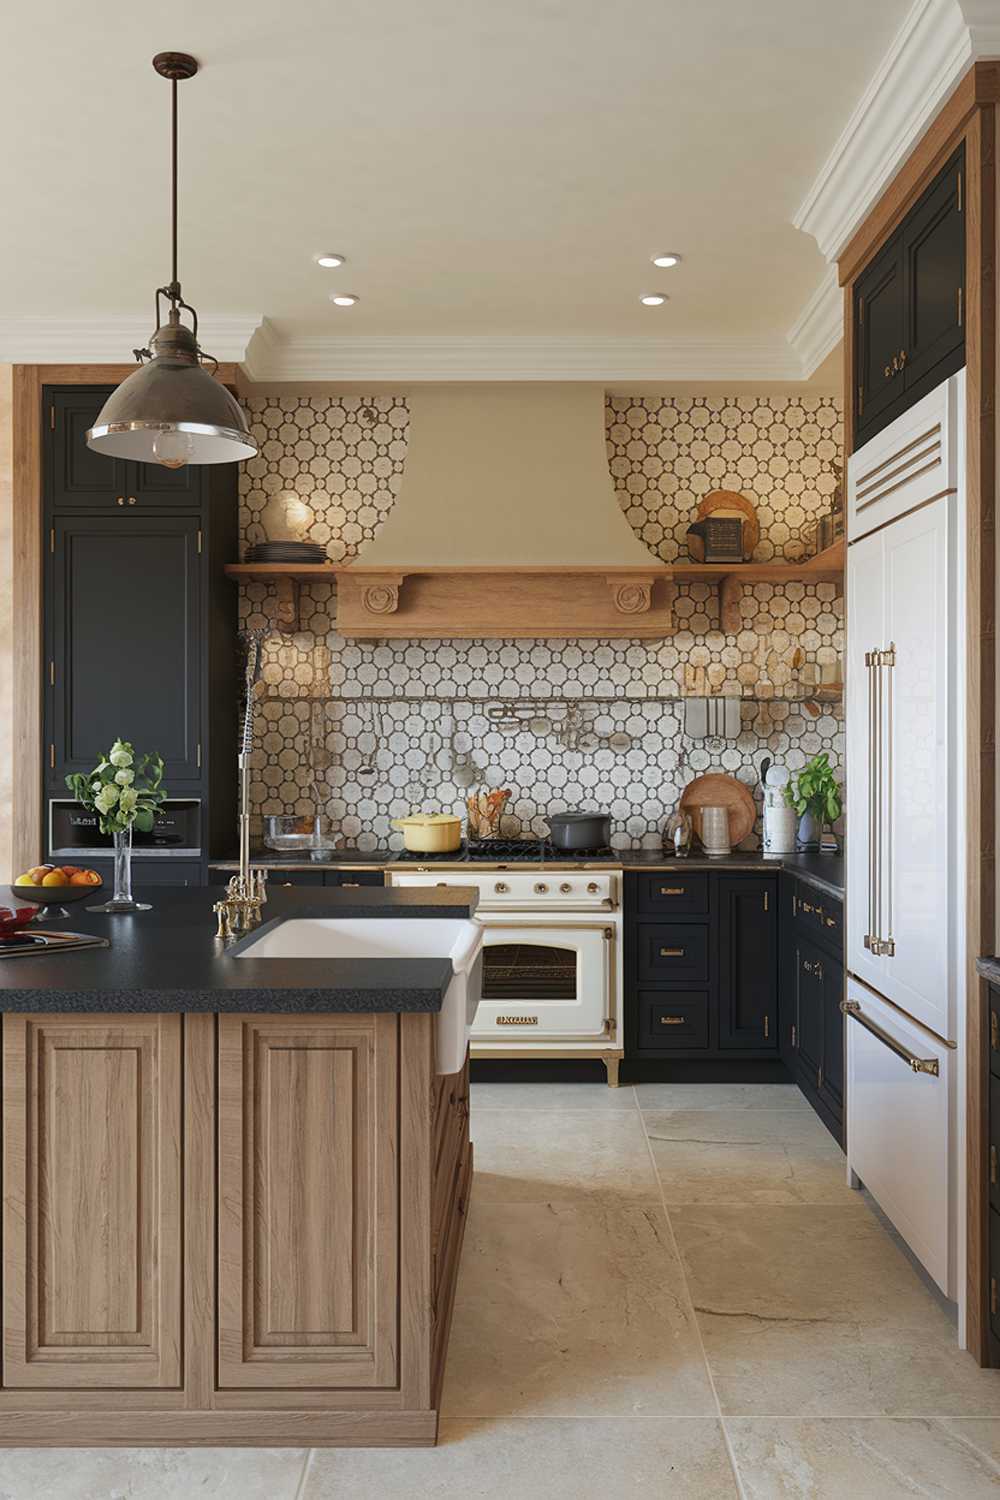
[387,860,623,1086]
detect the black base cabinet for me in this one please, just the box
[781,877,845,1144]
[625,868,845,1128]
[988,988,1000,1365]
[625,870,778,1061]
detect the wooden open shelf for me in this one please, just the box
[224,539,844,636]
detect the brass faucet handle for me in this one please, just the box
[213,900,234,940]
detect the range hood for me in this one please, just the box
[334,386,674,638]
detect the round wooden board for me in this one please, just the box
[679,772,757,848]
[697,489,759,558]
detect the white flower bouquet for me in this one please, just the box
[65,739,168,835]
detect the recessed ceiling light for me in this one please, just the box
[330,293,359,307]
[315,252,346,268]
[651,252,681,268]
[639,293,668,306]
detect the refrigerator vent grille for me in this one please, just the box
[854,421,943,513]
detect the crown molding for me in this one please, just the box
[241,321,805,383]
[786,268,843,377]
[794,0,976,264]
[0,313,262,364]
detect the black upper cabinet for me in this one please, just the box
[717,876,778,1050]
[49,514,203,782]
[48,388,201,509]
[48,390,129,506]
[854,237,906,439]
[853,144,965,451]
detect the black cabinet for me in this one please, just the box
[717,876,777,1050]
[48,514,203,782]
[783,879,845,1143]
[853,145,965,451]
[42,384,238,865]
[84,857,204,888]
[47,389,202,509]
[625,869,777,1061]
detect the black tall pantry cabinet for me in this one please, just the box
[42,386,239,882]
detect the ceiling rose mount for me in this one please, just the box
[86,51,257,469]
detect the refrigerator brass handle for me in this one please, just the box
[865,648,876,951]
[841,1000,939,1076]
[884,642,895,956]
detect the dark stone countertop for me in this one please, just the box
[0,886,480,1014]
[976,957,1000,986]
[209,848,845,900]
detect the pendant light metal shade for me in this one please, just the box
[86,52,257,468]
[87,315,256,465]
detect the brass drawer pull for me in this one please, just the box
[660,886,684,895]
[659,947,685,957]
[991,1144,998,1187]
[992,1011,999,1052]
[660,1015,686,1026]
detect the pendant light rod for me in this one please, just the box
[151,52,198,300]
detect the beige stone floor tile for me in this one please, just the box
[441,1200,716,1416]
[645,1106,853,1206]
[0,1448,308,1500]
[470,1106,661,1205]
[672,1205,1000,1417]
[636,1083,808,1112]
[726,1417,1000,1498]
[304,1417,739,1498]
[472,1081,638,1110]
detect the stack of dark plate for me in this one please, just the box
[245,540,328,564]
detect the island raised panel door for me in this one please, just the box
[2,1014,182,1388]
[217,1013,399,1389]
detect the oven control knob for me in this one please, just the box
[534,882,549,894]
[559,882,572,894]
[586,882,599,894]
[494,881,509,894]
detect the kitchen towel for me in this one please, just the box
[683,697,741,740]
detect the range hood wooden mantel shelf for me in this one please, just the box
[225,540,844,638]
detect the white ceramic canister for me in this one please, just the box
[762,765,797,854]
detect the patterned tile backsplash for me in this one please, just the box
[239,393,844,851]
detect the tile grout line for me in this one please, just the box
[291,1447,316,1500]
[635,1098,750,1500]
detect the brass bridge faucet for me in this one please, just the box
[214,628,272,940]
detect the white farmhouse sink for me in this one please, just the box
[234,917,483,1075]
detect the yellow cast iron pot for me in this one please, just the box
[390,813,463,853]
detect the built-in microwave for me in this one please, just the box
[48,798,202,858]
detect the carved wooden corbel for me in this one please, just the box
[360,574,405,616]
[606,574,654,615]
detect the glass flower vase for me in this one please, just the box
[87,825,152,914]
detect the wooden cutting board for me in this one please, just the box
[679,773,757,848]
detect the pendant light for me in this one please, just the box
[86,52,256,468]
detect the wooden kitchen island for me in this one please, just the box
[0,887,476,1445]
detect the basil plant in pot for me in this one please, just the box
[65,739,168,913]
[784,752,842,853]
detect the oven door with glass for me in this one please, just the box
[471,919,614,1041]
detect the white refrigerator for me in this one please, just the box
[845,371,965,1326]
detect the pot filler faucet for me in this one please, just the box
[214,628,271,939]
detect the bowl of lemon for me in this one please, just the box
[11,864,103,921]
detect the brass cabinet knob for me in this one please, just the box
[586,881,599,893]
[534,882,549,894]
[559,882,572,893]
[116,496,125,506]
[494,881,508,894]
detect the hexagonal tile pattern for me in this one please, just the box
[237,394,844,850]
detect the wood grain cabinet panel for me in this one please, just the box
[217,1014,399,1389]
[2,1014,182,1388]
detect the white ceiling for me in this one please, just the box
[2,0,914,371]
